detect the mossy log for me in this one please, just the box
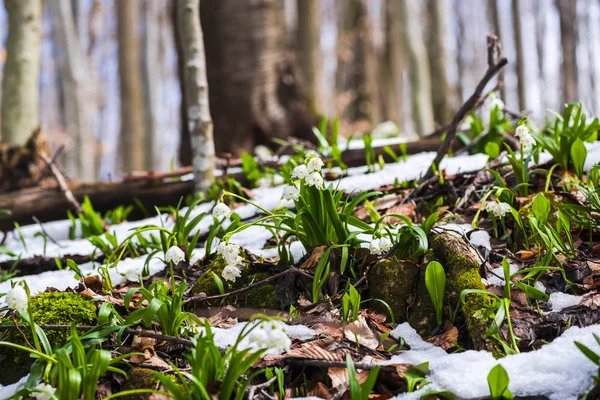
[428,230,501,353]
[0,291,97,385]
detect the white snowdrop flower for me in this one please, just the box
[217,242,241,265]
[213,202,232,219]
[165,246,185,264]
[378,236,393,254]
[306,157,324,173]
[515,125,536,149]
[281,185,300,201]
[486,201,511,218]
[304,172,324,189]
[249,322,292,353]
[5,285,28,312]
[221,264,242,282]
[292,165,309,180]
[32,383,56,400]
[486,92,505,110]
[369,238,382,255]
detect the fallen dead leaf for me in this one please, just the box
[515,248,538,260]
[424,325,458,350]
[383,204,416,225]
[83,275,103,292]
[343,317,380,350]
[308,382,331,399]
[301,246,328,271]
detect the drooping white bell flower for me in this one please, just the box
[217,241,241,265]
[306,157,324,173]
[486,201,512,218]
[515,125,536,149]
[248,321,292,353]
[165,245,185,264]
[281,185,300,201]
[5,285,28,312]
[305,172,324,190]
[292,165,309,180]
[221,264,242,282]
[213,202,232,219]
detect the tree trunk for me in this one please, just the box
[426,0,451,125]
[296,0,321,115]
[380,0,403,125]
[1,0,42,145]
[50,0,96,181]
[335,0,375,124]
[511,0,527,111]
[397,0,434,136]
[176,0,215,195]
[199,0,315,156]
[142,0,160,171]
[556,0,578,104]
[487,0,505,101]
[117,0,146,173]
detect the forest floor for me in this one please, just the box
[2,107,600,399]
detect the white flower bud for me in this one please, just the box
[222,264,242,282]
[213,202,232,219]
[292,165,309,180]
[165,246,186,264]
[305,172,324,190]
[281,185,300,201]
[5,285,28,312]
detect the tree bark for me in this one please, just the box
[117,0,146,173]
[426,0,452,125]
[487,0,505,101]
[142,0,160,171]
[335,0,376,124]
[296,0,321,115]
[380,0,403,125]
[556,0,578,104]
[1,0,42,145]
[176,0,215,195]
[397,0,434,136]
[50,0,96,181]
[511,0,527,111]
[199,0,315,156]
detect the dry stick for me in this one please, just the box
[34,145,65,185]
[39,153,82,213]
[0,324,194,348]
[422,36,508,182]
[184,267,314,304]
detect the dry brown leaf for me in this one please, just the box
[83,275,103,292]
[328,367,349,387]
[580,293,600,309]
[308,382,331,399]
[301,246,328,271]
[288,343,345,362]
[343,317,380,350]
[515,248,538,260]
[312,323,344,340]
[424,325,458,350]
[383,204,416,225]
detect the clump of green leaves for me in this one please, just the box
[488,364,513,400]
[425,261,446,326]
[535,102,598,174]
[345,354,380,400]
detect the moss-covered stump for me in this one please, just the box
[0,291,97,385]
[191,259,281,310]
[428,231,501,354]
[120,367,177,399]
[367,258,418,323]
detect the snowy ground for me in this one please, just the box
[3,145,600,398]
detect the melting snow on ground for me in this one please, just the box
[388,323,600,400]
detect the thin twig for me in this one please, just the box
[39,153,82,213]
[422,35,508,182]
[32,216,65,248]
[184,267,313,304]
[0,324,194,348]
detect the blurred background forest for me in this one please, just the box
[0,0,597,182]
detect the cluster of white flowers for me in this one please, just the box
[486,201,512,218]
[217,241,244,282]
[369,235,393,256]
[281,185,300,201]
[290,156,325,190]
[213,202,232,219]
[248,321,292,353]
[165,245,186,264]
[486,92,505,111]
[5,285,28,312]
[32,383,56,400]
[515,125,536,149]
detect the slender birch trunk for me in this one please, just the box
[176,0,215,195]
